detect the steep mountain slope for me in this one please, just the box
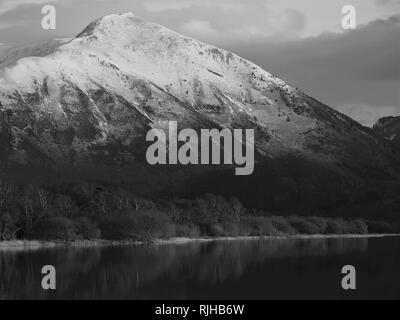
[0,12,399,210]
[373,116,400,148]
[0,38,71,70]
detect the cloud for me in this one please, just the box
[141,0,400,43]
[337,104,400,127]
[281,8,306,30]
[0,19,26,29]
[375,0,400,5]
[180,19,217,37]
[227,14,400,126]
[0,0,58,16]
[142,0,249,13]
[2,0,399,47]
[172,5,306,45]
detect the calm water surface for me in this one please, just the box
[0,237,399,299]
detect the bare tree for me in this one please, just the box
[37,189,48,211]
[230,197,243,223]
[0,181,11,211]
[23,192,34,234]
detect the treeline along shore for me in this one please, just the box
[1,180,400,242]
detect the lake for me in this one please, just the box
[0,236,399,299]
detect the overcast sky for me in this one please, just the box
[0,0,399,126]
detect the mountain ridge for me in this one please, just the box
[0,12,399,211]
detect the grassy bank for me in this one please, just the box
[1,181,399,242]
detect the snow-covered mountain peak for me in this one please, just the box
[73,11,180,50]
[45,12,285,116]
[76,12,147,40]
[0,12,398,187]
[0,12,399,210]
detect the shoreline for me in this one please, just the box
[154,233,400,244]
[1,233,400,251]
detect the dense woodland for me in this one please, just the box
[0,180,399,241]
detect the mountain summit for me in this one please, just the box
[0,13,399,209]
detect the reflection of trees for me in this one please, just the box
[0,238,369,299]
[0,248,102,299]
